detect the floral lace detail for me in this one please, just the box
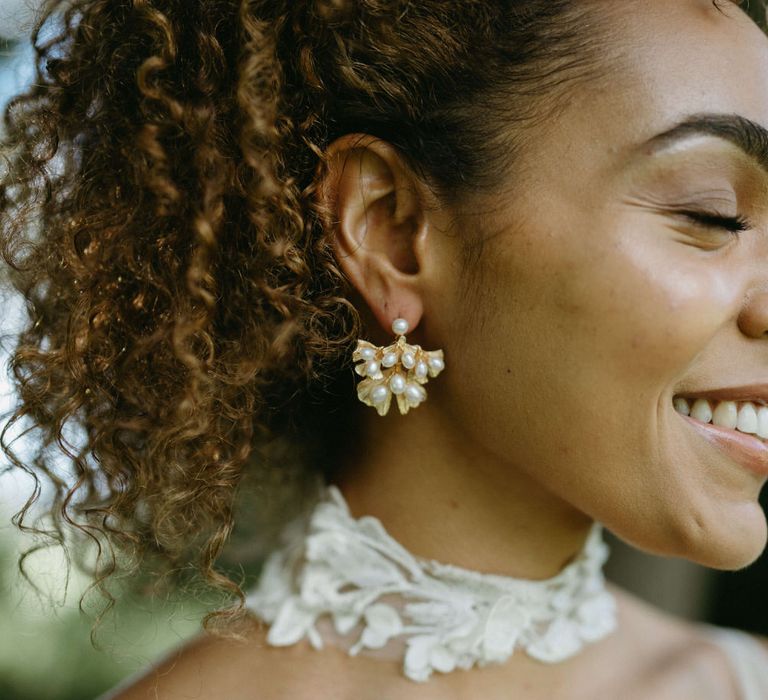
[245,484,618,683]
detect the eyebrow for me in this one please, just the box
[642,112,768,175]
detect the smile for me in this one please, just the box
[673,397,768,443]
[673,397,768,476]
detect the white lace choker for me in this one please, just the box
[245,484,618,683]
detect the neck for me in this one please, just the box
[332,401,595,581]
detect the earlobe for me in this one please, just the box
[317,134,427,336]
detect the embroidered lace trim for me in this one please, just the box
[245,484,618,682]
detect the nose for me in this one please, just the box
[738,287,768,338]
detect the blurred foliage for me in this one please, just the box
[0,26,209,700]
[0,511,210,700]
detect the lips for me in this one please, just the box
[679,411,768,478]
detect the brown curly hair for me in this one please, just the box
[0,0,759,642]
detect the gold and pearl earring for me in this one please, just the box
[353,317,445,416]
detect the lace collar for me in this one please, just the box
[245,484,618,683]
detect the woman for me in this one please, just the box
[2,0,768,697]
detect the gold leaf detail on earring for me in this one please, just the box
[353,334,445,416]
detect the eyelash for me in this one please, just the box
[680,210,752,234]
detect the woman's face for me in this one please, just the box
[436,0,768,568]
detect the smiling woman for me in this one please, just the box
[2,0,768,699]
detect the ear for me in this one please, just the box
[316,134,429,339]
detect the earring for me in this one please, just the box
[353,317,445,416]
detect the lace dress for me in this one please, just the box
[245,483,618,682]
[244,482,768,694]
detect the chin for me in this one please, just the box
[609,500,767,572]
[675,502,768,571]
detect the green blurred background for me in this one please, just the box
[0,8,224,697]
[1,1,768,699]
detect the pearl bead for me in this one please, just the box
[382,351,398,367]
[415,361,428,379]
[359,346,376,360]
[371,386,389,404]
[366,360,380,376]
[389,373,406,394]
[405,383,426,403]
[428,356,444,372]
[392,318,409,335]
[401,351,415,369]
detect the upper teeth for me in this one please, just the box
[673,398,768,440]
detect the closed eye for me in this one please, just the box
[678,210,752,233]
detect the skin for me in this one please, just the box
[103,0,768,697]
[330,0,768,577]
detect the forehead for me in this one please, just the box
[518,0,768,193]
[614,0,768,114]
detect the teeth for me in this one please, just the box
[690,398,712,423]
[737,403,758,434]
[712,401,738,430]
[760,407,768,439]
[675,398,768,441]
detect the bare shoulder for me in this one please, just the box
[95,616,355,700]
[609,583,768,698]
[603,583,743,700]
[685,626,768,700]
[94,586,768,700]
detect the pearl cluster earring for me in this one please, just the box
[353,318,445,416]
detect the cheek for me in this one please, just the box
[594,238,738,385]
[441,230,737,498]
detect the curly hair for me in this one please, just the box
[0,0,759,642]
